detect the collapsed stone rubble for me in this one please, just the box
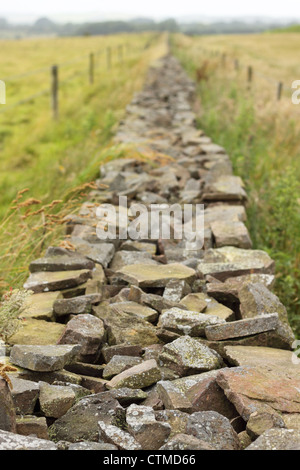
[0,55,298,451]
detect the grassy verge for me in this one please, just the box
[172,34,300,336]
[0,32,167,293]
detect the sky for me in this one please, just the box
[1,0,300,23]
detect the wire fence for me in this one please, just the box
[198,46,295,101]
[0,42,140,118]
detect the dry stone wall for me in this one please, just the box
[0,55,299,451]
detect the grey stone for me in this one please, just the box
[10,344,80,372]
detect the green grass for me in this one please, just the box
[0,32,167,292]
[172,34,300,336]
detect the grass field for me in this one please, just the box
[0,32,167,292]
[173,33,300,335]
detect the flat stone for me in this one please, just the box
[203,175,247,202]
[94,303,159,346]
[10,344,80,372]
[21,292,62,321]
[109,388,148,405]
[57,314,105,361]
[29,255,94,273]
[49,392,125,443]
[24,269,92,293]
[98,422,142,450]
[156,381,193,412]
[116,263,196,288]
[246,428,300,450]
[110,251,158,271]
[180,293,234,321]
[103,355,142,379]
[0,379,16,432]
[155,409,189,436]
[53,294,101,316]
[68,441,118,450]
[238,282,295,348]
[102,344,143,363]
[187,411,241,450]
[120,240,156,255]
[111,301,158,323]
[9,377,39,415]
[197,247,274,281]
[211,220,252,249]
[205,313,279,341]
[217,366,300,421]
[158,307,224,337]
[126,404,171,450]
[8,319,65,346]
[106,359,161,390]
[16,416,49,440]
[39,382,76,418]
[70,237,115,268]
[158,336,222,376]
[160,433,216,450]
[204,204,246,225]
[0,430,57,450]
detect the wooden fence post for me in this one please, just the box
[51,65,58,120]
[277,81,283,101]
[234,59,239,71]
[247,66,253,86]
[118,45,123,63]
[107,47,111,70]
[89,52,94,84]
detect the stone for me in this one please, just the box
[158,307,225,337]
[126,404,171,450]
[10,344,80,372]
[68,441,118,450]
[29,255,94,273]
[204,204,246,225]
[71,238,115,268]
[156,381,193,412]
[217,366,300,421]
[94,303,159,346]
[197,246,274,281]
[8,319,65,346]
[57,314,105,361]
[205,313,279,341]
[0,430,57,450]
[53,294,101,316]
[109,388,148,406]
[211,220,252,249]
[120,240,156,255]
[17,369,82,386]
[238,282,295,348]
[24,269,92,293]
[187,411,241,450]
[185,375,238,419]
[103,356,142,379]
[111,301,158,323]
[246,410,286,439]
[246,428,300,450]
[98,422,142,450]
[49,392,125,443]
[203,175,247,202]
[16,416,49,440]
[238,431,252,450]
[0,379,16,432]
[158,336,222,376]
[155,409,189,436]
[160,433,215,450]
[102,344,143,363]
[180,293,234,321]
[163,279,191,303]
[39,382,76,418]
[106,359,161,390]
[9,377,39,415]
[116,263,196,288]
[110,251,158,271]
[21,291,62,321]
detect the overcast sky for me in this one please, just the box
[1,0,300,22]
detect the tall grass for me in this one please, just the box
[0,33,168,293]
[173,34,300,336]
